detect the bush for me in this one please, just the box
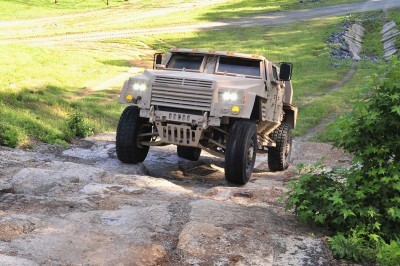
[0,123,20,148]
[66,108,94,138]
[284,59,400,264]
[377,239,400,266]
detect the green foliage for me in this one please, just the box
[0,123,20,148]
[377,239,400,266]
[0,43,126,148]
[329,233,374,263]
[285,59,400,263]
[66,108,94,138]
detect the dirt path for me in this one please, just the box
[0,133,349,265]
[297,66,357,142]
[1,0,400,44]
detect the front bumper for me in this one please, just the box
[140,108,220,147]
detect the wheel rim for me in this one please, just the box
[246,142,255,170]
[283,138,292,165]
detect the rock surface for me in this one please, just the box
[382,21,400,58]
[0,133,346,265]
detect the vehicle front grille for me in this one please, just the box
[151,76,214,112]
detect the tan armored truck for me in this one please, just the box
[116,48,297,185]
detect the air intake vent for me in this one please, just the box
[152,76,214,112]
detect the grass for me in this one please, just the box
[0,0,198,20]
[106,17,356,138]
[1,0,365,40]
[309,65,376,141]
[1,0,366,21]
[200,0,365,21]
[0,1,385,147]
[359,12,385,58]
[0,44,129,147]
[0,0,125,20]
[2,15,353,146]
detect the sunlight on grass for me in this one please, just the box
[0,44,127,146]
[0,0,198,20]
[200,0,364,21]
[107,16,363,137]
[313,66,380,142]
[133,17,349,102]
[1,0,366,40]
[0,13,380,146]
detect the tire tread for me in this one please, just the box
[225,120,257,185]
[268,123,291,171]
[116,106,149,163]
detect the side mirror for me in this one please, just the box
[279,62,293,81]
[153,53,163,69]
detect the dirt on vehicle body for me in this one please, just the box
[117,48,298,184]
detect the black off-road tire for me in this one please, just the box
[268,123,292,171]
[116,106,150,164]
[177,146,201,161]
[224,120,257,185]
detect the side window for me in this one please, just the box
[166,54,204,70]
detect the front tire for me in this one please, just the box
[224,120,257,185]
[268,123,292,171]
[116,106,150,164]
[177,146,201,161]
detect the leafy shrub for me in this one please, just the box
[377,239,400,266]
[66,108,94,138]
[0,123,20,148]
[328,233,374,263]
[285,59,400,264]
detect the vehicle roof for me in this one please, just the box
[169,47,269,62]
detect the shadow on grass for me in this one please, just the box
[149,17,353,137]
[101,59,132,67]
[0,84,122,147]
[198,0,292,22]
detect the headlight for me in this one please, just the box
[222,91,238,102]
[133,82,148,92]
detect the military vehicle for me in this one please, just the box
[116,48,297,185]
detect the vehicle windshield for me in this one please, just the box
[166,53,204,71]
[216,57,261,77]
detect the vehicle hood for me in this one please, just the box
[133,70,264,92]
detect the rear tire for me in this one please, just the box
[116,106,150,164]
[224,120,257,185]
[177,146,201,161]
[268,123,292,171]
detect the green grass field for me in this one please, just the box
[0,43,129,147]
[0,16,350,146]
[115,18,356,137]
[0,0,365,41]
[1,0,365,21]
[200,0,365,20]
[0,1,395,147]
[0,0,200,20]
